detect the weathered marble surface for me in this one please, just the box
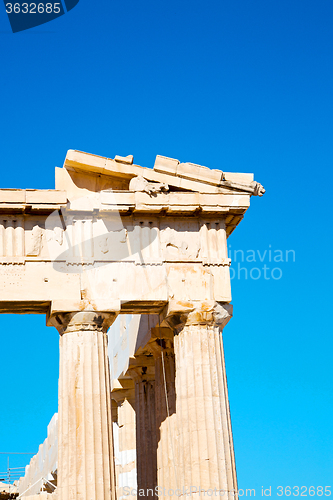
[2,150,263,500]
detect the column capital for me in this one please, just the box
[49,310,118,335]
[111,379,135,404]
[163,300,233,332]
[111,388,135,404]
[127,355,155,383]
[146,338,174,358]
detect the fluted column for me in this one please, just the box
[53,311,117,500]
[111,387,137,500]
[167,302,237,499]
[148,335,177,495]
[128,357,157,499]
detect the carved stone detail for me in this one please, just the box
[161,226,200,261]
[164,301,233,333]
[0,217,25,258]
[26,224,43,256]
[53,311,117,335]
[129,175,169,195]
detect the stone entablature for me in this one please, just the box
[0,150,263,315]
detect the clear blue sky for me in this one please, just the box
[0,0,332,495]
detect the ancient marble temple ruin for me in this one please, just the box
[0,150,264,500]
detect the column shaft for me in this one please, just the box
[173,322,237,498]
[128,361,157,499]
[154,344,177,494]
[56,312,116,500]
[111,390,137,500]
[136,378,157,497]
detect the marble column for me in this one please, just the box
[111,388,137,500]
[53,311,117,500]
[148,335,177,495]
[167,302,237,499]
[128,357,157,499]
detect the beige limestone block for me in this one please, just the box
[114,155,134,165]
[223,172,254,184]
[0,188,26,203]
[153,155,179,175]
[25,190,67,204]
[177,162,223,185]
